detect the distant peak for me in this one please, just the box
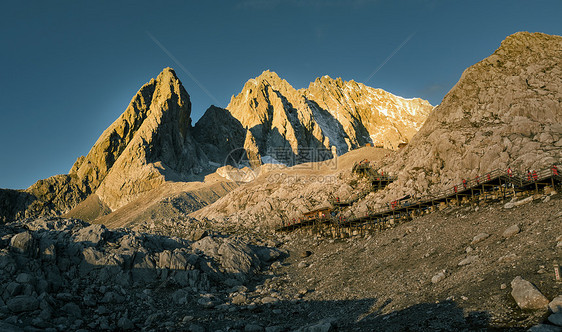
[496,31,562,53]
[156,67,179,83]
[241,70,291,91]
[255,69,282,82]
[312,74,345,88]
[505,31,545,40]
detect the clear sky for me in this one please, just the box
[1,1,561,189]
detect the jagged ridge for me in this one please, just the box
[1,67,432,221]
[219,70,432,166]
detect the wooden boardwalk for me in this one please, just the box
[276,164,561,235]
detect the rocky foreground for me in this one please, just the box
[0,217,287,331]
[1,191,561,331]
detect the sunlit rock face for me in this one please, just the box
[5,68,210,218]
[73,68,208,211]
[364,32,562,209]
[1,66,432,220]
[225,70,432,165]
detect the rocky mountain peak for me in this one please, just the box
[70,67,192,188]
[235,70,289,98]
[255,69,283,84]
[310,75,345,88]
[303,75,433,150]
[497,31,559,53]
[225,70,433,160]
[66,67,206,211]
[371,31,562,207]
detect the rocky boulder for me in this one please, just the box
[7,295,39,313]
[10,231,36,256]
[193,236,261,282]
[73,223,108,246]
[511,276,550,310]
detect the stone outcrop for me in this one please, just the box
[1,174,90,222]
[24,175,90,216]
[355,32,562,211]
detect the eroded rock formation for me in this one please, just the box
[352,32,562,214]
[225,70,432,164]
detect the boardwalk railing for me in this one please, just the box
[276,164,561,233]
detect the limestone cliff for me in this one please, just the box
[304,76,432,149]
[70,76,158,190]
[2,68,210,220]
[358,31,562,212]
[226,71,330,165]
[225,70,433,166]
[80,68,208,210]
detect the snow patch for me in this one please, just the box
[377,106,389,117]
[261,155,284,165]
[309,105,348,154]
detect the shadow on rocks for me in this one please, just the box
[352,300,491,331]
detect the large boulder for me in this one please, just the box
[10,231,36,256]
[217,238,260,280]
[511,276,550,310]
[193,237,260,281]
[550,296,562,313]
[73,224,108,246]
[6,295,39,313]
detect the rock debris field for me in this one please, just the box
[0,191,561,331]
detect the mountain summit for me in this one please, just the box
[220,70,433,166]
[303,75,431,150]
[362,31,562,208]
[71,67,207,210]
[0,67,432,221]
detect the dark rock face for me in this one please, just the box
[0,189,32,223]
[192,105,246,166]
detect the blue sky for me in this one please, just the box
[1,1,561,189]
